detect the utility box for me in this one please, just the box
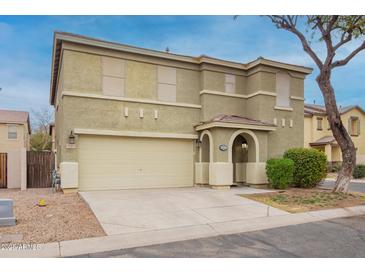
[0,199,16,226]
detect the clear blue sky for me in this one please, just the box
[0,15,364,115]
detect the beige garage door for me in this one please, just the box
[78,135,194,190]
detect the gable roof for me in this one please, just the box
[195,114,276,131]
[309,136,337,146]
[0,109,31,134]
[208,114,276,127]
[50,31,313,105]
[304,104,365,117]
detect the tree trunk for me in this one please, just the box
[316,72,356,193]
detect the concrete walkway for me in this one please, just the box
[1,187,365,257]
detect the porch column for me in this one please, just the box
[325,144,332,162]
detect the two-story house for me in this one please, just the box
[304,103,365,167]
[0,109,30,189]
[50,32,312,192]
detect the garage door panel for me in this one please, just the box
[78,135,194,190]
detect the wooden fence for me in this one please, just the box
[0,153,7,188]
[27,151,55,188]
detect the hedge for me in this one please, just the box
[283,148,327,188]
[266,158,294,189]
[353,165,365,179]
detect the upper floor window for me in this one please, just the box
[317,117,323,130]
[349,116,360,136]
[276,72,290,107]
[225,74,235,93]
[8,125,17,139]
[157,66,176,102]
[102,56,125,97]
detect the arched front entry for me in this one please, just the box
[195,130,213,185]
[199,130,213,163]
[228,129,259,184]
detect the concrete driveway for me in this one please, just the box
[80,186,288,236]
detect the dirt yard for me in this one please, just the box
[241,188,365,213]
[0,189,105,244]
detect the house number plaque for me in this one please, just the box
[219,144,228,151]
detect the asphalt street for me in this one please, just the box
[75,215,365,258]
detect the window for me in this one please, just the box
[225,74,235,93]
[102,56,125,97]
[349,116,360,136]
[8,125,17,139]
[276,72,290,107]
[317,117,323,130]
[157,66,176,102]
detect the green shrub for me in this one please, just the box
[266,158,294,189]
[353,165,365,179]
[283,148,327,188]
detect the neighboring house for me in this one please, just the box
[0,109,30,189]
[50,32,312,192]
[304,104,365,166]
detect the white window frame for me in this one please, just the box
[8,124,18,140]
[101,56,125,97]
[225,74,236,94]
[157,66,177,102]
[275,72,291,108]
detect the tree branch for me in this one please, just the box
[268,15,323,69]
[332,40,365,68]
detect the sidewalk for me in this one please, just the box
[1,204,365,258]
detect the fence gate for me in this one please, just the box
[0,153,7,188]
[27,151,55,188]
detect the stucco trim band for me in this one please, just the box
[62,91,202,109]
[200,89,276,99]
[195,122,277,132]
[73,128,198,140]
[290,95,305,101]
[274,106,294,112]
[200,90,305,101]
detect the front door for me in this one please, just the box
[0,153,7,188]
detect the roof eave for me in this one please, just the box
[195,121,277,131]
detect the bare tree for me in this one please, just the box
[267,16,365,193]
[30,107,54,151]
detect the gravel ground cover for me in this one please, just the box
[0,188,105,244]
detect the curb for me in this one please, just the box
[1,205,365,258]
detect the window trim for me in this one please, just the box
[224,74,236,94]
[275,71,291,108]
[349,116,360,136]
[317,117,323,131]
[157,65,177,102]
[8,124,18,140]
[101,56,125,97]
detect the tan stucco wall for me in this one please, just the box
[62,50,102,93]
[200,94,246,122]
[59,96,200,162]
[0,124,28,189]
[209,127,268,163]
[176,68,201,105]
[341,108,365,156]
[125,60,157,99]
[55,45,308,172]
[201,70,225,91]
[0,124,27,150]
[304,108,365,163]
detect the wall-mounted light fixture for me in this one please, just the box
[242,143,248,150]
[196,139,202,148]
[68,130,76,144]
